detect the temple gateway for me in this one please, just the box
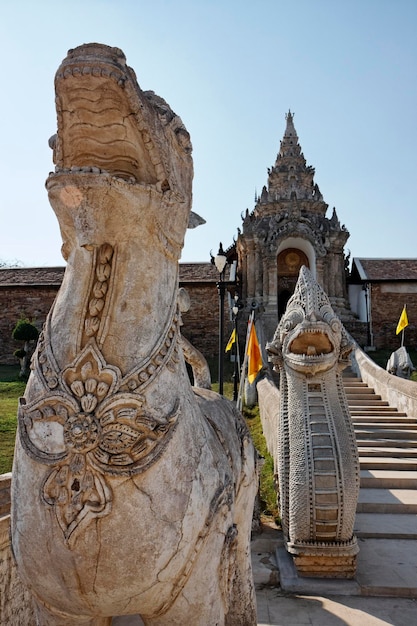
[236,111,353,341]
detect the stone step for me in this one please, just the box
[356,437,417,449]
[345,387,377,395]
[276,536,417,598]
[358,489,417,514]
[359,456,417,471]
[353,415,414,423]
[350,405,405,412]
[358,445,417,458]
[347,396,386,404]
[354,538,417,597]
[352,413,409,420]
[355,428,417,440]
[360,469,417,489]
[354,513,417,539]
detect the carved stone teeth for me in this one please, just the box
[57,63,126,84]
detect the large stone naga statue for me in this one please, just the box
[11,44,257,625]
[265,266,359,578]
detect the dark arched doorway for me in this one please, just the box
[277,248,309,318]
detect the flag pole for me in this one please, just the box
[236,311,254,410]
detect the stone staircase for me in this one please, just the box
[343,370,417,596]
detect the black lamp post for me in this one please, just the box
[363,282,372,347]
[212,243,228,395]
[232,294,240,402]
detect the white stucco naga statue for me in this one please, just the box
[261,266,360,578]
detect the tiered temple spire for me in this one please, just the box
[237,111,353,337]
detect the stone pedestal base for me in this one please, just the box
[288,539,359,579]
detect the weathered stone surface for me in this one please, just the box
[261,266,360,578]
[0,474,35,625]
[11,43,257,625]
[386,346,415,379]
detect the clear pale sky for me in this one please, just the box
[1,0,416,268]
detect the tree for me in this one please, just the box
[12,318,39,378]
[0,259,23,268]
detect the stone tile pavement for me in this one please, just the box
[252,523,417,626]
[113,522,417,625]
[256,589,417,626]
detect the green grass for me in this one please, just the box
[243,404,280,524]
[0,366,25,474]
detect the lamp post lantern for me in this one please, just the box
[211,243,228,395]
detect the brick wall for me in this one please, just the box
[0,281,229,366]
[180,283,235,360]
[2,273,416,366]
[0,286,58,365]
[369,283,417,350]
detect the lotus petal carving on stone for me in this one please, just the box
[19,341,180,545]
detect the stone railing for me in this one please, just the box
[0,473,35,625]
[351,346,417,417]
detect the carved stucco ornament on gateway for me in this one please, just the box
[11,43,257,626]
[266,266,360,578]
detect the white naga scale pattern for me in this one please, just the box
[267,266,360,576]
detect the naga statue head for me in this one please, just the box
[46,43,194,259]
[268,266,352,376]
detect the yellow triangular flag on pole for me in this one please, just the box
[247,323,262,384]
[396,306,409,335]
[225,328,237,352]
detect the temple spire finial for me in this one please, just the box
[284,109,297,138]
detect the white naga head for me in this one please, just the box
[268,266,352,376]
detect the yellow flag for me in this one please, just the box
[247,323,262,384]
[396,306,409,335]
[225,328,237,352]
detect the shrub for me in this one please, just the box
[11,318,39,379]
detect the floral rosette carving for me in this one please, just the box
[19,343,179,545]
